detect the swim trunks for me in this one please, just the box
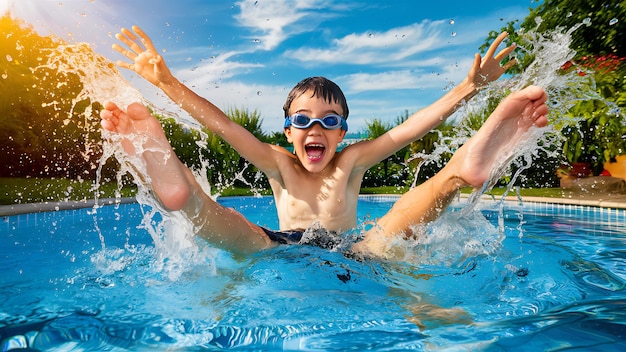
[261,226,343,249]
[260,227,303,245]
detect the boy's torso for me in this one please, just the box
[268,150,363,233]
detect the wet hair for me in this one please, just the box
[283,76,349,119]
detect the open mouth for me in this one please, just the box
[305,143,325,160]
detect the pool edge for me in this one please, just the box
[1,193,625,217]
[0,197,137,216]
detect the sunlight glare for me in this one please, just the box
[1,0,12,15]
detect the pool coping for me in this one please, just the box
[1,193,626,217]
[461,193,626,209]
[0,197,137,216]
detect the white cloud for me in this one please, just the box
[340,70,425,92]
[175,51,264,87]
[199,80,290,132]
[284,20,449,65]
[337,55,474,94]
[142,75,290,132]
[234,0,347,51]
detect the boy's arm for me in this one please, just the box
[351,32,516,169]
[112,26,279,172]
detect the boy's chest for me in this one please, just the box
[271,166,358,229]
[284,172,348,210]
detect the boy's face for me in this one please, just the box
[284,89,346,173]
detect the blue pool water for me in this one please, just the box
[1,196,626,350]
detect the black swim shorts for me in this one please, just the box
[260,227,303,245]
[261,227,342,249]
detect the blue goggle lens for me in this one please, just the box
[284,113,348,131]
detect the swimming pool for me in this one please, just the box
[1,196,625,350]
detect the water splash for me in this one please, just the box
[415,22,613,190]
[403,22,624,265]
[9,21,216,280]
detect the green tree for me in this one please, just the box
[481,0,625,70]
[362,112,414,187]
[0,14,105,179]
[406,120,456,185]
[157,107,270,192]
[482,0,626,176]
[362,118,392,186]
[228,107,265,140]
[266,131,289,147]
[225,107,268,189]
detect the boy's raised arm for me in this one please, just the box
[353,32,518,168]
[112,26,278,171]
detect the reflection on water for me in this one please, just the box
[1,199,626,350]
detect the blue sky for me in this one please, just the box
[4,0,541,133]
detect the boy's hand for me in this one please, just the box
[113,25,175,87]
[467,32,517,89]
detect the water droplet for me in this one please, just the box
[257,91,262,96]
[582,18,591,26]
[186,57,192,61]
[253,39,260,43]
[451,32,457,37]
[5,55,12,62]
[609,18,618,26]
[449,19,455,25]
[368,33,374,38]
[1,72,7,79]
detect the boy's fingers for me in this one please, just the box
[116,34,145,56]
[495,44,516,61]
[115,33,135,50]
[132,25,159,54]
[115,59,133,70]
[485,31,508,58]
[120,27,138,42]
[501,58,517,71]
[111,43,124,54]
[112,43,137,60]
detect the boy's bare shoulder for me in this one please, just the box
[334,141,369,168]
[269,143,295,156]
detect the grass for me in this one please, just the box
[1,177,569,206]
[360,186,410,194]
[0,177,137,205]
[479,187,568,198]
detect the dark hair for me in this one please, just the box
[282,77,349,119]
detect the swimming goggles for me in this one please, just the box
[284,113,348,131]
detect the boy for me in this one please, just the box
[100,26,548,259]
